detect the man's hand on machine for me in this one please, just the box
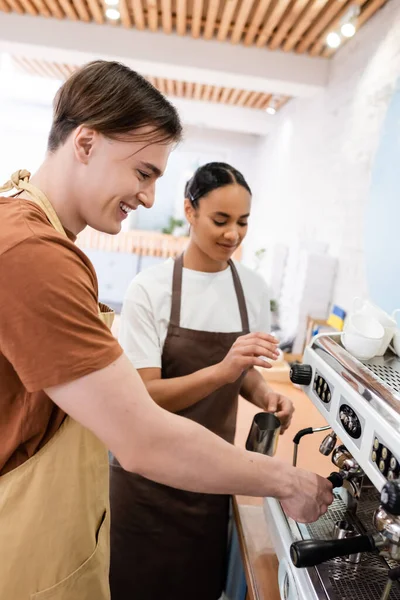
[216,332,280,384]
[280,467,334,523]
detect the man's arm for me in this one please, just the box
[46,353,332,524]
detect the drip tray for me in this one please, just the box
[302,493,400,600]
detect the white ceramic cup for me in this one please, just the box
[389,309,400,357]
[342,313,385,361]
[353,297,397,356]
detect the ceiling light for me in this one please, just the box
[105,0,119,5]
[105,7,120,19]
[266,106,276,115]
[326,32,341,49]
[341,22,356,38]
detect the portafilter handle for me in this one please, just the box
[327,472,344,489]
[290,534,377,568]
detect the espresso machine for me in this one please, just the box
[263,335,400,600]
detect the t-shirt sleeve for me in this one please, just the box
[119,280,162,370]
[0,236,123,392]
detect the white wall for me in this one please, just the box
[247,0,400,313]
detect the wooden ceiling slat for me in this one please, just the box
[268,0,309,50]
[217,0,239,42]
[230,0,255,43]
[131,0,145,29]
[58,63,72,78]
[146,0,158,31]
[57,0,78,19]
[203,0,220,40]
[156,77,166,94]
[191,0,203,38]
[16,57,35,75]
[243,0,272,46]
[30,0,50,17]
[39,59,60,78]
[255,0,292,48]
[228,87,242,104]
[42,60,63,78]
[358,0,386,24]
[6,0,24,14]
[70,0,90,21]
[175,79,184,97]
[260,93,273,109]
[283,0,330,52]
[219,87,232,103]
[166,78,174,96]
[185,81,194,98]
[18,0,38,16]
[211,85,221,102]
[254,92,270,109]
[53,64,67,79]
[308,0,364,56]
[84,0,103,22]
[43,0,64,19]
[29,58,50,77]
[202,84,213,101]
[11,56,26,73]
[66,64,77,75]
[160,0,172,33]
[194,82,203,99]
[118,0,132,27]
[0,0,11,12]
[176,0,186,35]
[321,0,384,58]
[236,89,252,106]
[147,75,157,86]
[275,95,289,109]
[244,90,261,107]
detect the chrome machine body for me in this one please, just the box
[264,336,400,600]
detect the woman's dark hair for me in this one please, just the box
[48,60,182,152]
[184,162,251,208]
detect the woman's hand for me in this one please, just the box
[216,332,279,385]
[252,390,295,433]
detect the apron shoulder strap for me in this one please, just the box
[0,170,67,236]
[228,259,250,332]
[1,171,111,326]
[170,253,184,327]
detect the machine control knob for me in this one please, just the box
[290,364,313,386]
[381,480,400,515]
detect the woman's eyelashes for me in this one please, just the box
[137,170,151,181]
[212,219,248,228]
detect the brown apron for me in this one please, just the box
[109,252,250,600]
[0,170,114,599]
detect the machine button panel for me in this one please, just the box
[339,404,362,439]
[371,433,400,480]
[313,371,333,406]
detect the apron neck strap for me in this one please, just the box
[170,253,184,326]
[170,253,250,331]
[0,170,67,237]
[228,259,250,332]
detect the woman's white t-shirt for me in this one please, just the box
[119,258,271,370]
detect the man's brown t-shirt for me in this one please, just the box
[0,196,123,475]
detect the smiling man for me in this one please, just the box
[0,61,332,600]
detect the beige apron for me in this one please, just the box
[0,170,114,599]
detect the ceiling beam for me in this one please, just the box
[0,13,329,98]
